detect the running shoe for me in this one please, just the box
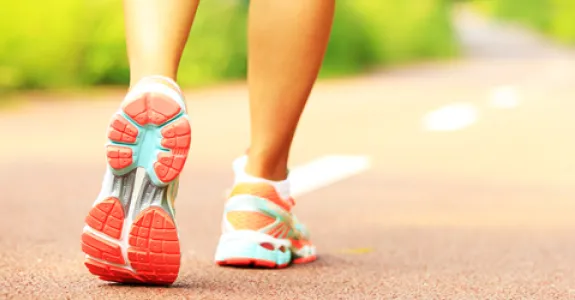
[215,156,317,268]
[81,76,191,285]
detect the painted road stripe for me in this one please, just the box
[223,155,371,198]
[288,155,371,198]
[489,85,520,109]
[422,102,478,132]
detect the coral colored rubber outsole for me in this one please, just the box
[82,201,180,285]
[215,255,317,269]
[106,92,191,186]
[216,258,289,269]
[82,92,190,285]
[293,255,317,265]
[215,246,317,269]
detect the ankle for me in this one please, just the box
[130,75,181,94]
[232,156,292,201]
[244,153,289,181]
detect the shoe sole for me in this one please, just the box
[81,92,191,285]
[214,231,317,269]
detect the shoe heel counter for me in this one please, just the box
[225,210,276,231]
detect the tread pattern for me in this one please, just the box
[84,198,124,239]
[107,93,191,184]
[108,115,139,144]
[123,93,181,126]
[82,232,125,265]
[154,119,191,182]
[106,146,133,170]
[83,91,187,285]
[127,208,180,284]
[84,259,142,283]
[216,258,288,269]
[82,201,181,285]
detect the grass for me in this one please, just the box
[473,0,575,45]
[0,0,458,96]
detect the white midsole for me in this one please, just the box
[218,230,292,249]
[217,230,317,257]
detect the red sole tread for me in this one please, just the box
[82,198,180,285]
[107,93,191,184]
[216,258,289,269]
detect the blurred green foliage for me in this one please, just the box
[0,0,457,92]
[475,0,575,45]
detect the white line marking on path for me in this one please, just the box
[288,155,371,198]
[223,155,371,198]
[422,102,478,132]
[489,85,520,109]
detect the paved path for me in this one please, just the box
[2,8,575,299]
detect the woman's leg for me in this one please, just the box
[81,0,199,285]
[215,0,335,269]
[246,0,335,180]
[124,0,199,85]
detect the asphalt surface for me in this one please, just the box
[2,9,575,300]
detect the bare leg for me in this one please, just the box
[246,0,335,180]
[124,0,200,86]
[82,0,199,285]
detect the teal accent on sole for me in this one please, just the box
[108,111,184,186]
[215,240,292,266]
